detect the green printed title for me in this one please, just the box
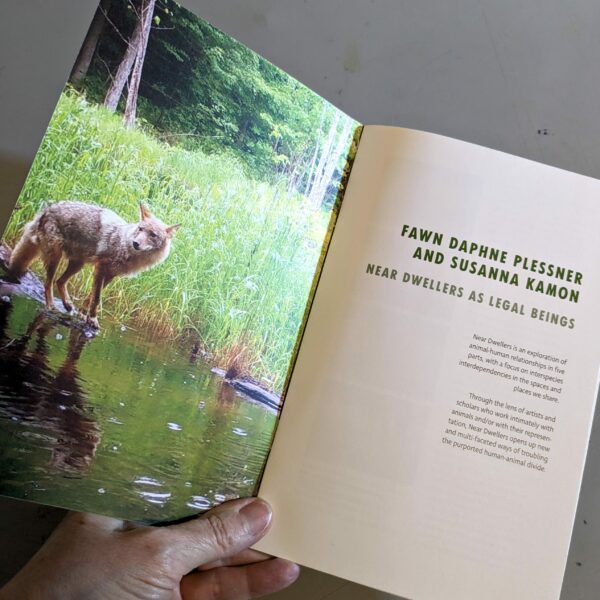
[400,224,582,304]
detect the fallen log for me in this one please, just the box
[211,367,283,412]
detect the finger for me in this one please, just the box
[181,558,300,600]
[162,498,272,574]
[200,549,272,571]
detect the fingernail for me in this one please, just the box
[239,498,272,536]
[282,561,301,583]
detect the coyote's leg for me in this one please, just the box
[6,224,40,280]
[56,259,85,312]
[42,249,62,309]
[85,265,114,328]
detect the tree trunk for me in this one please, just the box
[237,119,250,146]
[303,105,327,196]
[316,116,353,206]
[123,0,156,127]
[70,0,112,84]
[307,110,340,208]
[286,146,308,195]
[104,0,146,112]
[307,114,353,209]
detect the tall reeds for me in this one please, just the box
[3,91,330,391]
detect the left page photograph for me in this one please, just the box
[0,0,358,521]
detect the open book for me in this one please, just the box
[1,2,599,599]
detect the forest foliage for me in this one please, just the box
[77,0,355,206]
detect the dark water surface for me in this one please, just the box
[0,296,277,521]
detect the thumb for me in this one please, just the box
[165,498,273,575]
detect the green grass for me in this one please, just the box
[3,90,332,391]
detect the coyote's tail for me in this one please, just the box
[7,220,41,279]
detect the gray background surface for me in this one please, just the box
[0,1,599,598]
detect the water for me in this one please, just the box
[0,296,278,522]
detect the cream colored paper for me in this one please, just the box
[255,126,600,600]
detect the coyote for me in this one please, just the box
[6,201,180,328]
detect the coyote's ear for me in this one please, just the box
[139,202,152,221]
[166,224,181,238]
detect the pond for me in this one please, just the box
[0,295,278,522]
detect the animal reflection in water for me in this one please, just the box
[0,302,100,474]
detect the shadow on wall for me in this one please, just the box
[0,154,30,235]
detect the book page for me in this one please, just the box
[255,125,600,600]
[0,0,357,522]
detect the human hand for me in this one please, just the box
[0,498,299,600]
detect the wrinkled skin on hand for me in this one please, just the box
[0,498,299,600]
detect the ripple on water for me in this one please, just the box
[138,491,172,506]
[187,495,212,511]
[0,295,277,521]
[134,476,163,487]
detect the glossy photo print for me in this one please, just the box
[0,0,358,521]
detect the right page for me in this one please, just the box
[255,126,600,600]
